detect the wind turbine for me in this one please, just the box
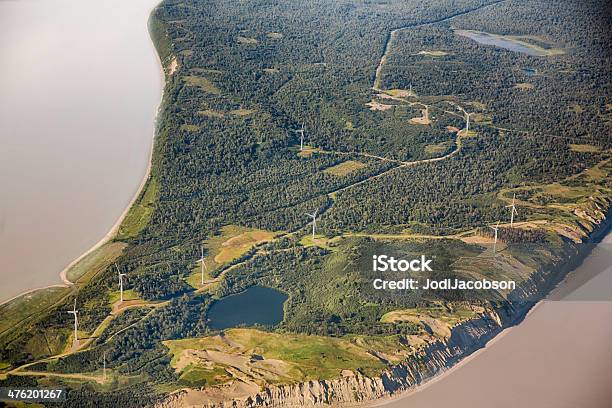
[506,193,519,227]
[103,351,107,381]
[294,124,305,151]
[457,106,471,135]
[305,211,318,240]
[200,246,207,286]
[116,264,126,303]
[489,221,500,255]
[67,298,79,347]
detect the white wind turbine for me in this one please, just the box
[200,246,208,286]
[489,221,500,255]
[506,193,519,227]
[103,351,107,381]
[457,106,471,135]
[305,211,318,240]
[67,298,79,347]
[294,124,305,151]
[116,264,127,303]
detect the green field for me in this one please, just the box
[116,177,158,240]
[323,160,367,176]
[165,328,389,384]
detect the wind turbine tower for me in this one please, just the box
[489,221,500,255]
[200,246,208,286]
[67,298,79,347]
[465,112,471,135]
[305,211,318,240]
[294,124,305,151]
[103,351,107,381]
[116,264,127,303]
[506,193,519,227]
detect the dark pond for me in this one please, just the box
[207,285,288,330]
[456,30,547,56]
[523,67,537,76]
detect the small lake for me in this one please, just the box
[208,286,288,330]
[456,30,547,56]
[522,67,537,76]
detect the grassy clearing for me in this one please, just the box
[214,228,275,264]
[471,112,492,124]
[117,177,158,240]
[108,289,140,305]
[165,328,388,383]
[65,242,127,283]
[237,36,258,44]
[179,365,230,386]
[384,89,415,98]
[198,109,225,118]
[569,144,600,153]
[182,75,221,94]
[323,160,366,176]
[180,124,200,132]
[417,50,449,56]
[381,305,479,338]
[514,82,534,90]
[424,141,452,155]
[230,108,256,117]
[230,329,384,379]
[295,146,320,157]
[299,235,340,251]
[186,226,275,286]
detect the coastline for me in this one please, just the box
[367,301,544,407]
[365,219,612,407]
[0,2,165,308]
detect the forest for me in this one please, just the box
[0,0,610,403]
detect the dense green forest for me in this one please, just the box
[1,0,610,404]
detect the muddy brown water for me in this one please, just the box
[0,0,162,302]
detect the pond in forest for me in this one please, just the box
[207,285,288,330]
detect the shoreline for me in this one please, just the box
[367,301,544,407]
[0,2,165,308]
[365,220,612,407]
